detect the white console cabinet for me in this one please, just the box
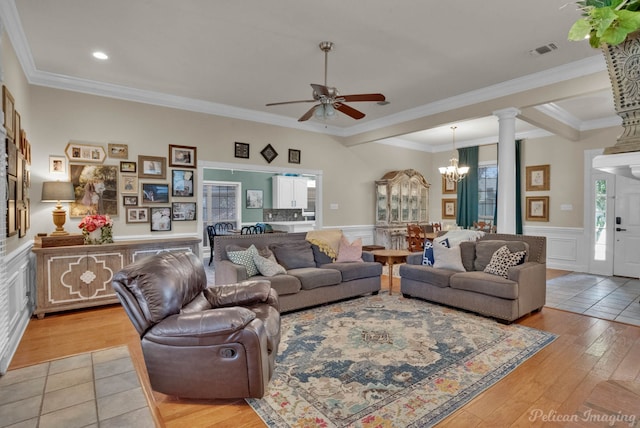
[272,176,308,209]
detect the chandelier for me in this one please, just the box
[439,126,469,182]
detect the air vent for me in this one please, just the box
[529,43,558,56]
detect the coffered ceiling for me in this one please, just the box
[0,0,620,151]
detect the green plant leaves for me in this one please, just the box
[568,3,640,47]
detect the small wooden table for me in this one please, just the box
[371,249,412,295]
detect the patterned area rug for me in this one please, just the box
[247,294,556,427]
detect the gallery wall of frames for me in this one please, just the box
[59,142,198,233]
[4,85,31,238]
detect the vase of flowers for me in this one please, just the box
[78,214,114,245]
[568,0,640,153]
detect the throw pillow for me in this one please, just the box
[253,252,287,277]
[227,244,259,277]
[483,245,527,278]
[269,241,316,270]
[421,239,450,266]
[336,236,363,262]
[433,243,465,272]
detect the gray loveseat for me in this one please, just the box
[399,233,546,323]
[214,232,382,312]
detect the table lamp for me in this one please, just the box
[41,181,75,235]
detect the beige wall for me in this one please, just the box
[1,30,619,254]
[24,86,432,250]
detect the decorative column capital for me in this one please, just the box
[492,107,521,120]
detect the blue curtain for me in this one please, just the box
[456,146,479,229]
[515,139,523,234]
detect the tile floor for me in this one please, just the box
[0,346,155,428]
[545,273,640,327]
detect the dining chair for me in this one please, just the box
[406,224,425,252]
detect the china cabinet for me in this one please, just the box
[272,175,308,209]
[375,169,430,249]
[32,237,200,318]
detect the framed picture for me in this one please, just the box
[120,174,138,194]
[526,164,550,191]
[261,144,278,163]
[126,207,149,224]
[120,161,137,173]
[6,177,17,237]
[246,189,263,208]
[69,164,118,218]
[235,142,250,159]
[442,177,457,194]
[108,143,129,159]
[172,170,194,197]
[65,141,106,163]
[7,139,17,177]
[123,195,138,206]
[172,202,197,221]
[526,196,549,222]
[442,198,457,219]
[288,149,301,164]
[138,155,166,179]
[49,155,66,174]
[150,206,172,231]
[142,183,169,203]
[14,110,21,146]
[3,85,15,141]
[169,144,197,168]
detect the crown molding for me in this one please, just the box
[0,0,612,147]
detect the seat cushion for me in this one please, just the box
[321,261,382,282]
[399,264,456,288]
[287,267,342,290]
[253,274,301,296]
[449,271,519,299]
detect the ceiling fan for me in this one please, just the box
[266,41,386,122]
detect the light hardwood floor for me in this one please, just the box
[9,272,640,427]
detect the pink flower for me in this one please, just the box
[78,214,113,232]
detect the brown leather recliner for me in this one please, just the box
[112,251,281,399]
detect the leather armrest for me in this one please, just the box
[147,307,256,339]
[204,280,272,308]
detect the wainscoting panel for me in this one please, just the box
[0,242,36,374]
[523,226,588,272]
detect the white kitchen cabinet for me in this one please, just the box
[272,176,308,209]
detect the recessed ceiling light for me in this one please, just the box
[92,51,109,60]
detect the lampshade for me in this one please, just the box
[41,181,75,236]
[41,181,75,202]
[314,103,337,120]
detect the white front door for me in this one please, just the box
[613,174,640,278]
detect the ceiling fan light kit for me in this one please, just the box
[266,41,386,122]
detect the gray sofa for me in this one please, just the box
[399,233,546,323]
[214,232,382,312]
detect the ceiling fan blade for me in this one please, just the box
[310,83,330,97]
[341,93,386,103]
[298,105,319,122]
[335,103,365,120]
[266,99,316,106]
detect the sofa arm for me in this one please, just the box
[406,252,424,265]
[214,259,249,285]
[145,306,257,345]
[508,262,547,313]
[204,280,272,308]
[362,251,374,262]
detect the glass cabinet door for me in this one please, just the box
[420,187,429,222]
[390,184,400,222]
[376,184,387,223]
[400,181,410,222]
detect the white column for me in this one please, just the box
[493,108,520,234]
